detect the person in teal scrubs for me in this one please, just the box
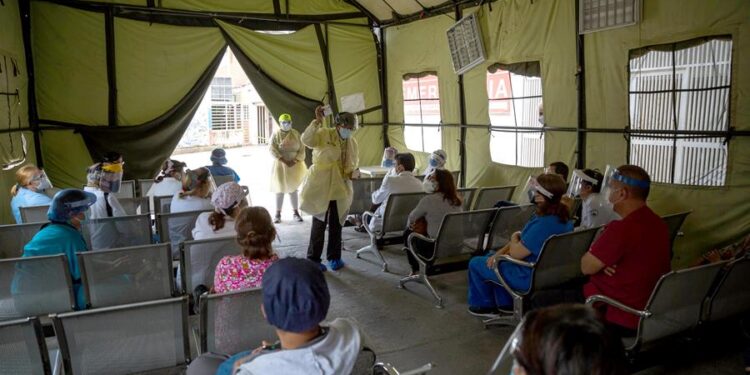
[13,189,97,311]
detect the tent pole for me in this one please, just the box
[376,27,390,147]
[456,5,467,188]
[575,0,586,169]
[315,24,338,114]
[18,0,44,167]
[105,8,117,127]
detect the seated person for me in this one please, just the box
[581,165,670,337]
[404,169,463,275]
[147,159,186,197]
[10,165,53,223]
[691,234,750,266]
[381,147,398,169]
[168,167,215,257]
[213,206,278,293]
[422,149,447,177]
[546,161,569,182]
[13,189,96,310]
[206,148,240,183]
[572,169,619,229]
[468,174,573,317]
[368,153,423,233]
[510,304,627,375]
[193,182,249,240]
[83,152,133,250]
[187,258,371,375]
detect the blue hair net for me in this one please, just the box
[47,189,97,223]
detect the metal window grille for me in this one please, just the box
[210,103,245,131]
[402,74,441,152]
[628,37,731,186]
[210,77,233,102]
[579,0,641,34]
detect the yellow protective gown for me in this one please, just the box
[269,129,307,193]
[299,119,359,224]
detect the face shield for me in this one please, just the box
[335,112,359,136]
[489,318,526,375]
[566,169,599,198]
[31,170,53,191]
[522,176,554,204]
[48,189,97,223]
[280,120,293,131]
[99,162,124,193]
[381,147,397,168]
[600,165,651,202]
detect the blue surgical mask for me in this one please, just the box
[429,159,438,167]
[382,159,395,168]
[338,128,352,139]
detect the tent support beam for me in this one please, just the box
[456,5,467,188]
[344,0,380,26]
[315,24,338,114]
[18,0,43,167]
[105,7,117,127]
[376,27,390,147]
[575,0,586,169]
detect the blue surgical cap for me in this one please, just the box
[48,189,97,223]
[262,258,330,332]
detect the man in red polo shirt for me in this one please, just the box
[580,164,670,336]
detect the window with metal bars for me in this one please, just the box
[402,72,441,152]
[487,62,544,167]
[628,36,732,186]
[210,103,246,131]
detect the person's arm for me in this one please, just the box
[580,223,623,276]
[294,130,306,162]
[407,196,429,226]
[508,236,532,260]
[581,252,607,275]
[371,176,392,205]
[269,132,283,159]
[302,107,326,149]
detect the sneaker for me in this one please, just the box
[293,212,303,222]
[274,214,281,224]
[467,306,501,318]
[317,262,327,272]
[328,259,345,271]
[354,225,367,233]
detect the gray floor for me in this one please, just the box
[254,218,746,374]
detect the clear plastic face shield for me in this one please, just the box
[566,169,599,198]
[600,165,650,204]
[31,170,53,191]
[381,147,398,168]
[280,120,292,131]
[335,112,359,140]
[489,318,525,375]
[523,176,554,204]
[99,162,124,193]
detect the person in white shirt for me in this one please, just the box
[571,169,620,229]
[168,167,215,257]
[368,153,423,233]
[422,149,447,178]
[192,182,249,240]
[83,152,132,250]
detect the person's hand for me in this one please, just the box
[604,264,617,276]
[561,195,575,211]
[702,249,721,263]
[350,169,361,179]
[287,160,297,167]
[315,105,325,122]
[486,254,498,269]
[511,231,521,243]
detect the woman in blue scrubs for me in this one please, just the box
[9,165,53,223]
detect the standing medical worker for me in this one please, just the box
[269,113,307,223]
[299,106,359,271]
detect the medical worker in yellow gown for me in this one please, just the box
[269,113,307,223]
[300,105,359,271]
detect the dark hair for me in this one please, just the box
[180,167,212,199]
[432,169,462,207]
[155,159,186,183]
[616,164,651,200]
[582,169,604,193]
[515,304,628,375]
[101,151,122,164]
[395,153,416,172]
[535,173,569,223]
[235,206,276,260]
[208,199,247,232]
[549,161,569,181]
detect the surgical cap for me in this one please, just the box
[262,258,330,333]
[47,189,97,223]
[211,182,248,215]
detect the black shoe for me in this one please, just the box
[274,213,281,224]
[354,225,367,233]
[468,306,502,318]
[293,212,303,222]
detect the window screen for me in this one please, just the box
[211,77,233,102]
[402,73,442,152]
[629,37,731,186]
[487,62,544,167]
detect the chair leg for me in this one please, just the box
[398,266,443,308]
[355,235,388,272]
[421,274,443,309]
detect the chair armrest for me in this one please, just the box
[490,255,534,298]
[407,232,436,262]
[496,254,535,268]
[585,295,651,318]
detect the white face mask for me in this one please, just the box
[422,178,437,194]
[538,115,544,125]
[280,121,292,131]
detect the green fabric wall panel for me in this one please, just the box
[32,2,107,125]
[40,130,93,190]
[287,0,358,15]
[0,0,29,132]
[219,21,327,101]
[115,18,225,125]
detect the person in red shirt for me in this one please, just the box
[580,165,671,336]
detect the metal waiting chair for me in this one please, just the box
[136,179,155,198]
[213,174,235,187]
[358,192,426,272]
[19,205,51,224]
[157,209,213,259]
[400,209,497,308]
[457,188,478,211]
[473,185,517,210]
[154,195,174,215]
[180,237,241,296]
[586,261,727,355]
[199,288,276,355]
[350,176,384,215]
[78,244,173,308]
[0,254,75,321]
[661,211,691,257]
[703,254,750,324]
[487,318,524,375]
[372,362,434,375]
[80,214,152,251]
[484,204,536,252]
[117,197,150,216]
[0,221,46,259]
[0,317,51,375]
[485,227,600,327]
[112,180,136,200]
[51,296,190,375]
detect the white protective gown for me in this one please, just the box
[299,119,359,224]
[269,129,308,193]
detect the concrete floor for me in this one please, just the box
[173,145,745,374]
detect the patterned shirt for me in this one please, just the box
[213,255,278,293]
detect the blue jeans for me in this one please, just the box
[467,255,530,309]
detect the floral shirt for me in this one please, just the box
[213,255,278,293]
